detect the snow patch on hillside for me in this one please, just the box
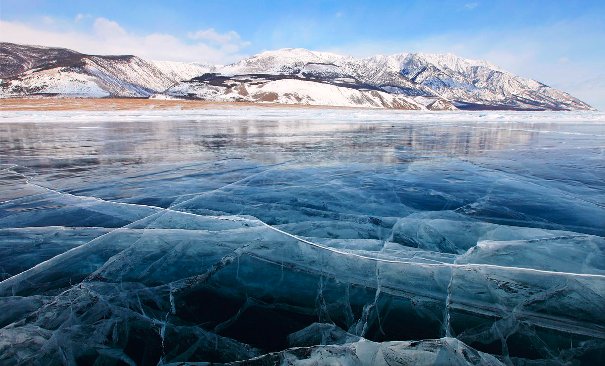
[167,77,426,109]
[0,68,109,97]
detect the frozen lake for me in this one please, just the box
[1,109,604,365]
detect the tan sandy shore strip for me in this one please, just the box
[0,98,363,111]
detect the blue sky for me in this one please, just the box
[1,0,604,109]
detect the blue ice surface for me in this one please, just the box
[0,109,604,365]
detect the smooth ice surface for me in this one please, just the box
[0,109,604,365]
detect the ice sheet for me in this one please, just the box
[0,110,604,365]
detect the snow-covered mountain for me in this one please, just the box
[0,43,207,98]
[169,49,454,110]
[0,42,594,110]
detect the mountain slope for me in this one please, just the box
[0,42,84,79]
[393,52,592,110]
[0,43,594,110]
[0,43,201,98]
[167,73,428,109]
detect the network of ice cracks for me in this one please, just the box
[0,111,604,366]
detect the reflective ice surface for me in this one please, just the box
[1,109,604,365]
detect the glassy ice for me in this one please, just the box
[0,109,604,365]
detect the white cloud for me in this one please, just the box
[188,28,246,45]
[0,17,250,64]
[464,2,479,10]
[93,17,127,38]
[40,16,56,26]
[187,28,250,55]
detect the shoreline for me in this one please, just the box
[0,98,600,117]
[0,98,376,112]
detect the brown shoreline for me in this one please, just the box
[0,98,371,111]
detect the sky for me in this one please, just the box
[1,0,604,109]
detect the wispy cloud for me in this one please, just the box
[74,13,91,23]
[188,28,242,45]
[0,17,250,64]
[464,2,479,10]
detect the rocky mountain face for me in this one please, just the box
[0,42,594,110]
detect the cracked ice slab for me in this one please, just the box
[0,110,604,364]
[0,210,603,361]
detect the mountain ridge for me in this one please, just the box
[0,42,594,111]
